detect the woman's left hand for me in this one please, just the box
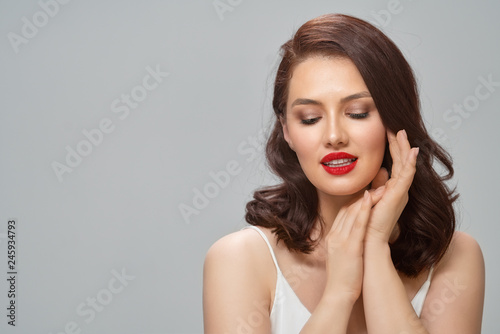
[365,129,419,245]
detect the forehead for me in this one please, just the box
[287,56,369,102]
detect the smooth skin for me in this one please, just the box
[203,57,484,334]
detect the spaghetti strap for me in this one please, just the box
[243,226,280,272]
[243,226,312,331]
[427,266,435,282]
[411,266,435,317]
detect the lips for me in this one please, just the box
[321,152,358,175]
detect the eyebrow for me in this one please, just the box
[290,98,322,108]
[290,91,372,108]
[340,91,372,103]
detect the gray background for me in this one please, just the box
[0,0,499,333]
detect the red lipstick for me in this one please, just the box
[320,152,358,175]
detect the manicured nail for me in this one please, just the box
[363,190,372,204]
[412,147,419,161]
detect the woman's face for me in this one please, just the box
[283,56,386,199]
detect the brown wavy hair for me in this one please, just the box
[245,13,457,277]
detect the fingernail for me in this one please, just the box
[401,129,407,140]
[413,147,419,160]
[363,190,371,204]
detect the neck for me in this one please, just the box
[305,187,369,265]
[306,188,367,265]
[314,187,368,238]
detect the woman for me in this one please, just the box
[203,14,484,333]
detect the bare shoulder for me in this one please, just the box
[437,231,484,272]
[421,231,485,332]
[204,227,275,270]
[203,227,276,333]
[203,226,276,299]
[451,230,482,250]
[431,231,485,288]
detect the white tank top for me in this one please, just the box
[244,226,434,334]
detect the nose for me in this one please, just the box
[324,116,348,147]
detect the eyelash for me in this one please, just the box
[348,112,369,119]
[301,118,320,125]
[300,112,369,125]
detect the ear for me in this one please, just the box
[280,117,294,151]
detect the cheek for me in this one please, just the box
[289,127,322,159]
[370,128,387,154]
[356,123,387,159]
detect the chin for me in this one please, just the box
[317,183,368,198]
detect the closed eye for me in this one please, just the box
[348,113,369,119]
[301,117,321,125]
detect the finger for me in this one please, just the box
[390,129,412,179]
[384,147,418,204]
[331,191,368,237]
[329,205,349,234]
[388,130,402,177]
[351,190,372,242]
[337,199,364,238]
[397,129,412,168]
[395,147,419,191]
[368,185,386,205]
[371,167,389,189]
[329,207,345,234]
